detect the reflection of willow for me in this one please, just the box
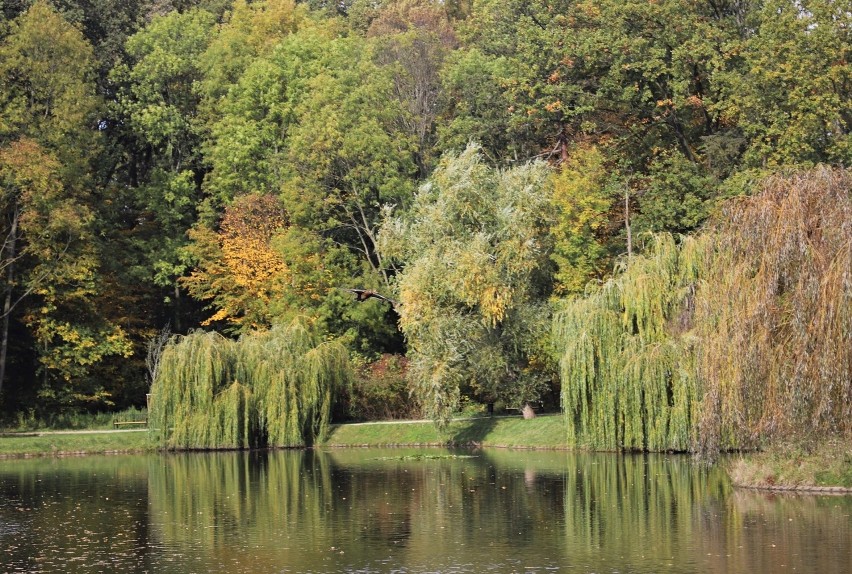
[145,451,852,572]
[148,451,332,553]
[148,450,423,570]
[562,454,731,565]
[560,456,849,574]
[706,490,852,573]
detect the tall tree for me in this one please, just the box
[0,2,132,410]
[279,32,418,288]
[367,0,458,175]
[379,144,557,424]
[199,0,312,207]
[109,8,216,330]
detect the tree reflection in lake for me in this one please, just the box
[0,449,850,573]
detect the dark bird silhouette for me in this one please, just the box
[341,288,399,308]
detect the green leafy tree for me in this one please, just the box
[113,8,214,170]
[194,17,409,355]
[446,0,742,235]
[44,0,150,79]
[441,0,576,162]
[195,0,310,215]
[109,8,216,329]
[0,0,101,162]
[280,32,418,281]
[634,151,716,235]
[272,30,416,355]
[550,145,621,295]
[0,2,132,411]
[197,0,304,102]
[379,144,556,425]
[714,0,852,168]
[437,47,515,160]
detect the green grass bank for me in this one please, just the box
[728,439,852,491]
[0,430,153,458]
[0,414,568,458]
[324,414,568,449]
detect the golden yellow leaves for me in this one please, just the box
[184,193,291,329]
[220,194,288,294]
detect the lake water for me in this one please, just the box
[1,448,850,573]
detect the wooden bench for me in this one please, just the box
[113,420,148,428]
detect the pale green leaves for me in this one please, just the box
[380,144,556,424]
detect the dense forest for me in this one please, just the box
[1,0,849,452]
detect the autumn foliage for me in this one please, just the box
[555,168,852,455]
[183,194,289,330]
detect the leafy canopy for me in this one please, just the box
[380,144,556,424]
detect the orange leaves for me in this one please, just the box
[220,193,288,294]
[544,100,563,112]
[685,94,703,109]
[183,193,291,330]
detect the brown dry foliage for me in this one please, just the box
[347,354,421,421]
[696,167,852,455]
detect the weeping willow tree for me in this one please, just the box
[149,319,350,449]
[554,234,702,451]
[694,167,852,456]
[555,167,852,455]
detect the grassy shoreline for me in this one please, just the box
[0,415,568,458]
[324,414,568,449]
[3,417,850,493]
[727,439,852,491]
[0,429,154,458]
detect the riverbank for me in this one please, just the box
[3,417,851,494]
[0,415,567,458]
[0,429,153,458]
[728,439,852,491]
[325,414,567,449]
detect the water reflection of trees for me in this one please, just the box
[147,449,576,570]
[557,453,731,570]
[699,489,852,573]
[557,453,852,573]
[145,449,852,573]
[2,450,849,572]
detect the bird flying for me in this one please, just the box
[340,288,398,308]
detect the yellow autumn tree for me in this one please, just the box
[183,193,290,331]
[550,145,621,295]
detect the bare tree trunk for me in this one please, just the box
[522,403,536,419]
[173,283,181,333]
[0,210,18,399]
[625,186,632,259]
